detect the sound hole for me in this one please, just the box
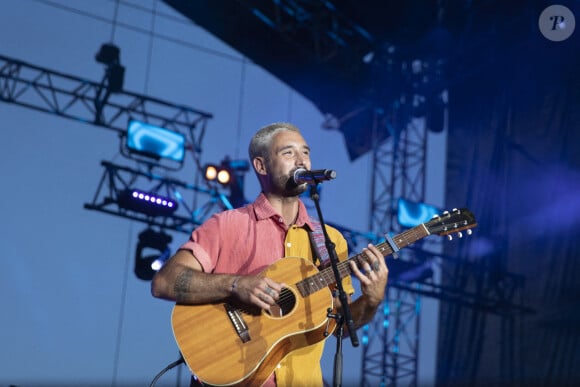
[266,287,296,318]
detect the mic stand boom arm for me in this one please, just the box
[308,184,359,387]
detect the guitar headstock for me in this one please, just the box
[426,208,477,239]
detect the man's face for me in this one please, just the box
[263,130,311,196]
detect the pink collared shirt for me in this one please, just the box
[181,192,316,275]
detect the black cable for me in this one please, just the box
[234,58,246,159]
[144,0,158,94]
[29,0,244,63]
[111,224,134,386]
[110,0,120,42]
[149,354,185,387]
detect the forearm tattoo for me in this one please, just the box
[174,268,194,303]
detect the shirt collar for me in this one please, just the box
[252,192,314,231]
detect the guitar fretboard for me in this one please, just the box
[296,223,429,297]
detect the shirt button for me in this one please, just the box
[278,217,284,223]
[286,242,292,248]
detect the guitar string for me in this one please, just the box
[274,218,471,313]
[243,215,475,315]
[236,223,440,315]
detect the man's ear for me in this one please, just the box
[253,157,267,175]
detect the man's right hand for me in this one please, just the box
[232,275,286,312]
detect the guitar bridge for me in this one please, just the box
[224,303,251,343]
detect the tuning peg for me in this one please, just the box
[467,229,472,235]
[457,231,463,238]
[452,208,458,212]
[447,234,453,241]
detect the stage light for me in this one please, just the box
[362,51,375,64]
[203,163,233,186]
[126,120,186,164]
[217,169,231,185]
[106,65,125,93]
[118,189,178,217]
[95,43,120,65]
[95,43,125,92]
[397,198,440,228]
[203,158,250,208]
[134,228,172,281]
[204,164,218,181]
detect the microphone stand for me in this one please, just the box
[309,184,359,387]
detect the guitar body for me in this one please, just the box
[171,256,335,386]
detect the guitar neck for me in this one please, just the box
[296,223,430,297]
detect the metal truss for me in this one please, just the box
[235,0,374,63]
[362,115,429,387]
[0,54,228,232]
[362,287,421,387]
[0,54,213,153]
[84,161,233,235]
[369,117,428,235]
[362,112,531,385]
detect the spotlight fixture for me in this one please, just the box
[217,169,232,185]
[95,43,125,92]
[134,228,172,281]
[118,189,178,217]
[204,164,218,181]
[95,43,120,65]
[105,65,125,93]
[203,157,250,208]
[203,164,233,186]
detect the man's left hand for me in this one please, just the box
[349,244,389,306]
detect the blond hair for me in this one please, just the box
[248,122,301,161]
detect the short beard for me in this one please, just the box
[268,173,307,197]
[283,177,308,197]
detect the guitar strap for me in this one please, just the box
[307,217,330,268]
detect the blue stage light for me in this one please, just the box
[397,198,440,228]
[126,120,185,163]
[118,189,178,217]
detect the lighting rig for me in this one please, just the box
[80,44,250,280]
[85,95,250,280]
[85,120,245,279]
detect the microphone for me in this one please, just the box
[293,168,337,185]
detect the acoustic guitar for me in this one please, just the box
[171,208,477,386]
